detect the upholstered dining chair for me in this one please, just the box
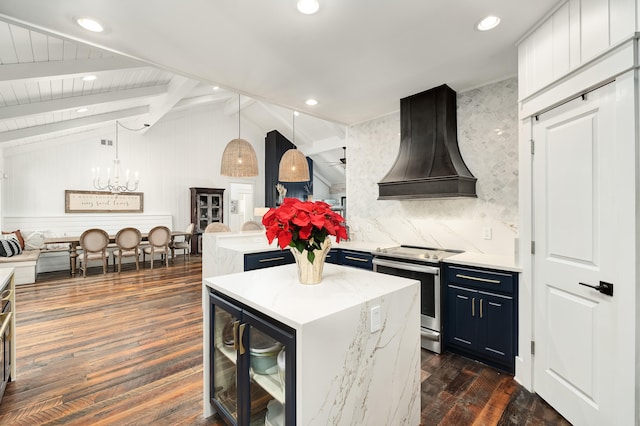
[78,228,110,278]
[171,223,194,261]
[241,220,263,231]
[204,222,231,233]
[112,227,142,272]
[143,226,171,269]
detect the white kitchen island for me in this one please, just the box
[203,263,421,425]
[201,230,393,278]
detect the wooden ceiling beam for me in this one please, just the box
[0,84,166,120]
[137,75,200,133]
[0,56,146,84]
[0,106,149,143]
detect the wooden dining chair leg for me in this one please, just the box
[135,251,139,271]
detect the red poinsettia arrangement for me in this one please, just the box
[262,198,348,263]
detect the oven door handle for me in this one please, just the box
[420,328,440,342]
[372,258,439,275]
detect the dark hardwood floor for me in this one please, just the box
[0,256,569,425]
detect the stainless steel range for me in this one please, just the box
[372,245,462,354]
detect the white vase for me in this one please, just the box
[289,238,331,284]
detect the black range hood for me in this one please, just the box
[378,84,477,199]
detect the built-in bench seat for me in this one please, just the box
[3,214,174,278]
[0,249,40,285]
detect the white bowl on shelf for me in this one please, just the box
[265,399,284,426]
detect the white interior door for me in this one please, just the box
[532,82,631,424]
[228,183,255,232]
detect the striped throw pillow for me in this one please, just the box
[0,238,22,257]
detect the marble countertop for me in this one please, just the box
[444,252,521,272]
[333,241,392,253]
[204,263,419,329]
[216,232,393,255]
[217,235,280,254]
[210,231,520,272]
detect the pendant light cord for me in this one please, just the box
[238,94,241,139]
[114,120,150,161]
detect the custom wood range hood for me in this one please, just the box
[378,84,477,199]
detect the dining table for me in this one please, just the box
[43,231,191,277]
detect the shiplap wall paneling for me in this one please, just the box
[2,102,266,243]
[518,0,638,99]
[3,214,173,236]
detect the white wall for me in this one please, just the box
[312,173,330,201]
[346,78,519,258]
[1,101,266,234]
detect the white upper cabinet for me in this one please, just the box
[518,0,637,99]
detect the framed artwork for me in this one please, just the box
[65,190,144,213]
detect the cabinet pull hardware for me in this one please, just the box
[480,299,483,318]
[344,256,368,262]
[0,289,10,301]
[0,312,11,336]
[456,274,501,284]
[259,257,285,263]
[238,324,246,355]
[472,297,475,317]
[233,320,240,351]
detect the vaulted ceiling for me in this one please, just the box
[0,0,559,185]
[0,19,347,184]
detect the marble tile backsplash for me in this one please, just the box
[346,78,519,258]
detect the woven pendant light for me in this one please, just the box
[278,112,310,182]
[220,95,259,177]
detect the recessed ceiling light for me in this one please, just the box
[77,108,88,113]
[212,86,220,91]
[297,0,319,15]
[76,17,104,33]
[82,75,97,81]
[305,99,318,106]
[293,111,300,116]
[476,15,500,31]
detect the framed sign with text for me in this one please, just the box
[65,190,144,213]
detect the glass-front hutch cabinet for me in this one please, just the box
[190,187,224,254]
[209,291,296,425]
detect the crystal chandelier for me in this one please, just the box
[92,120,146,194]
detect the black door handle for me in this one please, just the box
[578,281,613,296]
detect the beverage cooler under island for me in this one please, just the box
[202,263,421,425]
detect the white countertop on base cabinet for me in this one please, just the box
[203,263,421,425]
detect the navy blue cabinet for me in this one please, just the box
[325,248,340,265]
[444,264,518,373]
[244,250,294,271]
[209,291,296,425]
[265,130,313,207]
[338,250,373,270]
[244,248,373,271]
[446,285,477,350]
